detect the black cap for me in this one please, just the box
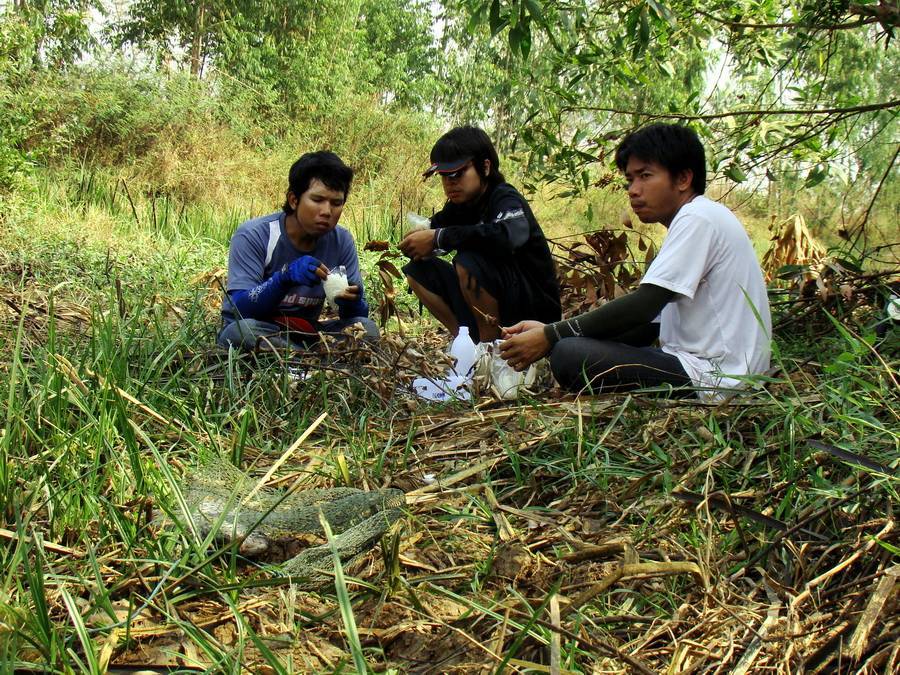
[422,156,472,178]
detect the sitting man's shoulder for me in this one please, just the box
[486,182,533,221]
[489,181,525,204]
[232,211,283,240]
[332,224,355,240]
[673,196,747,235]
[679,195,739,221]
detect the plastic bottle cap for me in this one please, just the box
[459,326,469,336]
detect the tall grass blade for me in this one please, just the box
[320,512,368,674]
[59,586,100,674]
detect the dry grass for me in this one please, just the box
[2,277,896,673]
[0,174,896,673]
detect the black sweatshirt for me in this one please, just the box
[431,182,561,321]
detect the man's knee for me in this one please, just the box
[402,257,437,281]
[352,316,381,340]
[452,251,481,282]
[453,261,473,291]
[453,255,494,301]
[549,338,611,391]
[404,273,425,296]
[403,258,445,301]
[549,339,583,390]
[217,319,276,350]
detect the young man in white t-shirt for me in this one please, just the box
[499,123,771,399]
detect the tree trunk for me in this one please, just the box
[190,2,206,78]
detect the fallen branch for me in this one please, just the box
[0,527,83,557]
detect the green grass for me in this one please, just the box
[0,163,897,672]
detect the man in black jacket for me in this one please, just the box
[400,127,561,342]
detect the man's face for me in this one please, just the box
[623,157,691,227]
[292,178,346,237]
[441,160,488,205]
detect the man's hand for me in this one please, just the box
[285,255,328,285]
[336,284,361,302]
[399,229,436,261]
[499,320,550,371]
[335,285,369,318]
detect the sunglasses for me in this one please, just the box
[439,162,472,180]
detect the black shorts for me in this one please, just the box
[403,250,558,341]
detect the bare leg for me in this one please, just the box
[456,264,501,342]
[406,275,459,335]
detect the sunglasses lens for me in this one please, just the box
[442,164,469,179]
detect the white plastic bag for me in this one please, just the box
[323,265,349,308]
[490,342,537,399]
[473,340,536,400]
[411,374,471,402]
[406,212,446,257]
[405,212,430,233]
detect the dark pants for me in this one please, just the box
[403,250,559,342]
[549,323,693,395]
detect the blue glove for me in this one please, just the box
[282,255,322,286]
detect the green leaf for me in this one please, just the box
[60,586,101,673]
[466,3,489,34]
[523,0,544,24]
[624,6,640,42]
[832,257,863,274]
[519,22,532,58]
[509,24,523,56]
[805,165,828,188]
[872,537,900,555]
[724,163,747,183]
[647,0,678,26]
[639,5,651,45]
[489,0,508,36]
[321,513,368,675]
[631,5,651,59]
[775,264,809,279]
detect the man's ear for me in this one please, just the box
[675,169,693,193]
[482,159,491,177]
[286,191,299,210]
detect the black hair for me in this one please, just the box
[614,123,707,195]
[283,151,354,214]
[431,126,505,187]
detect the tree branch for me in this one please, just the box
[849,143,900,250]
[694,9,875,32]
[558,99,900,121]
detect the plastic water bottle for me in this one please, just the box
[449,326,477,378]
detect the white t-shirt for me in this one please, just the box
[642,195,771,399]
